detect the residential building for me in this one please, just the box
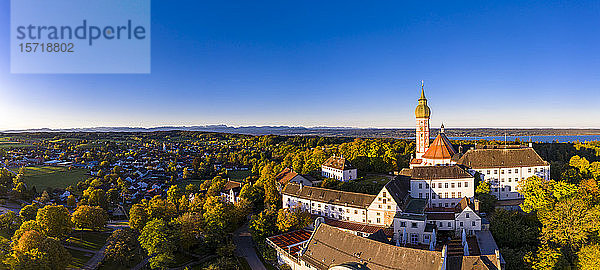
[322,156,357,181]
[220,180,242,204]
[456,145,550,200]
[401,165,476,208]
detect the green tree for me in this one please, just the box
[249,209,278,244]
[35,205,72,239]
[71,205,107,231]
[0,211,21,237]
[139,219,178,269]
[104,228,142,267]
[88,189,108,209]
[129,203,149,231]
[66,195,76,208]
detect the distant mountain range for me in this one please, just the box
[3,125,600,138]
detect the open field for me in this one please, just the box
[18,166,89,191]
[227,170,253,180]
[0,142,35,149]
[66,230,111,251]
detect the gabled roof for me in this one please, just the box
[422,132,456,160]
[275,168,300,184]
[222,180,242,192]
[323,156,355,170]
[455,197,477,214]
[301,224,443,270]
[456,148,549,169]
[408,165,473,180]
[282,183,376,209]
[383,176,411,207]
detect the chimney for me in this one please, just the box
[474,198,480,211]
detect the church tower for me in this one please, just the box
[415,81,431,159]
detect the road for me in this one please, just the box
[233,223,267,270]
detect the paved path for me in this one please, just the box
[131,257,149,270]
[233,223,267,270]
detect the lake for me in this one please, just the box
[447,135,600,143]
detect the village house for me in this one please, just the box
[220,180,242,204]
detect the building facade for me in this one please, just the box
[321,156,357,182]
[456,145,550,200]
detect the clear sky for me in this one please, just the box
[1,0,599,130]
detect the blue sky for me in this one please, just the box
[1,0,599,130]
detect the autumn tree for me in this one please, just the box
[129,203,149,231]
[276,207,311,233]
[71,205,107,231]
[104,228,142,267]
[35,205,72,239]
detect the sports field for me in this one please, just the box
[18,166,89,191]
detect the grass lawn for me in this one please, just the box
[329,174,394,195]
[67,248,95,269]
[227,170,253,180]
[66,230,111,251]
[19,166,89,191]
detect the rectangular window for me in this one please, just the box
[458,182,462,188]
[451,183,455,188]
[458,192,461,197]
[487,170,490,174]
[419,183,423,189]
[501,170,504,174]
[466,213,470,218]
[445,183,449,188]
[494,170,498,174]
[444,192,448,198]
[400,221,406,227]
[383,192,386,197]
[508,169,511,174]
[472,221,476,226]
[451,192,455,198]
[465,182,468,187]
[515,169,519,173]
[528,168,532,173]
[460,222,463,227]
[448,222,452,227]
[377,218,381,223]
[411,222,418,228]
[419,193,423,198]
[383,199,386,204]
[438,183,442,188]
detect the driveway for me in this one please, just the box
[233,223,267,270]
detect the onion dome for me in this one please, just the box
[415,83,431,118]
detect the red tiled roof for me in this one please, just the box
[422,133,456,160]
[275,168,299,184]
[322,156,355,170]
[267,230,312,249]
[222,180,242,191]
